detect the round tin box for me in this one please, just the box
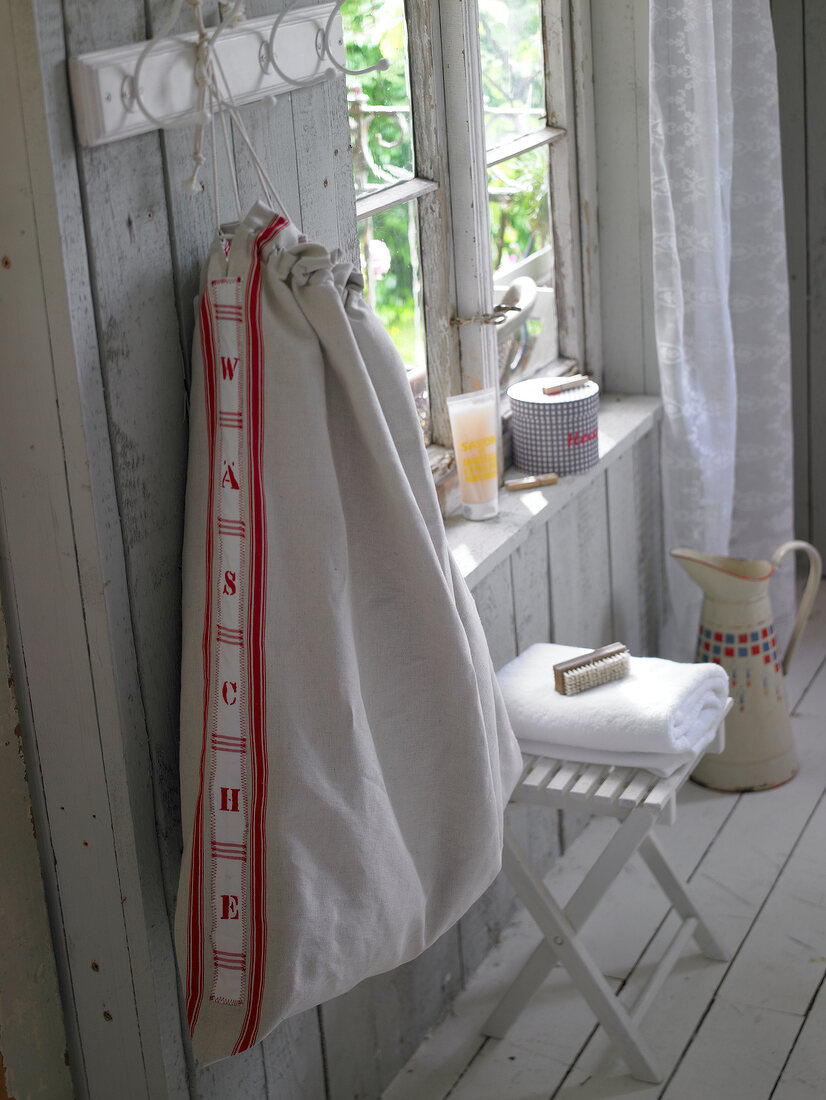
[508,377,599,476]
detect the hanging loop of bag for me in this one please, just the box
[129,0,298,233]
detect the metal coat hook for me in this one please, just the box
[127,0,245,130]
[266,0,390,89]
[69,0,361,147]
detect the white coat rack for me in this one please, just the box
[70,2,347,148]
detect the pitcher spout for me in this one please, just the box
[671,547,774,603]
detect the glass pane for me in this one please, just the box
[359,202,430,441]
[478,0,545,149]
[489,146,557,387]
[342,0,415,197]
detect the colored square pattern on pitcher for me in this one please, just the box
[697,622,780,672]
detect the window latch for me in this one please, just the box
[450,304,522,327]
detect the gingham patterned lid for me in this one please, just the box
[508,377,599,476]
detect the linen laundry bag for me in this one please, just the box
[176,202,523,1063]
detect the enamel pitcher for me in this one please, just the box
[672,541,822,791]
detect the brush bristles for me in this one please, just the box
[558,650,630,695]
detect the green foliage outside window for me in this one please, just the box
[343,1,419,367]
[342,0,550,372]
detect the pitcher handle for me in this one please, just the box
[772,540,823,675]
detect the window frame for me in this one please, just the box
[351,0,601,451]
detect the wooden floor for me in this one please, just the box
[385,583,826,1100]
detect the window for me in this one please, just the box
[342,0,598,452]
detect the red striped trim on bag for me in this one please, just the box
[186,288,218,1034]
[231,213,285,1054]
[212,841,247,861]
[217,517,246,537]
[212,735,247,753]
[214,949,246,972]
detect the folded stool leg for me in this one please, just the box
[489,824,662,1083]
[638,833,728,961]
[482,938,556,1040]
[484,807,656,1041]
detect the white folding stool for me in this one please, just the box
[483,699,732,1083]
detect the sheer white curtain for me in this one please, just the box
[650,0,795,660]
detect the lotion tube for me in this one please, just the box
[447,389,499,520]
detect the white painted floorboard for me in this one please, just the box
[385,583,826,1100]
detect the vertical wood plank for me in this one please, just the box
[192,1046,269,1100]
[455,561,520,979]
[607,427,664,657]
[323,929,462,1100]
[0,595,73,1100]
[547,474,613,646]
[4,0,190,1094]
[591,0,655,394]
[260,1011,327,1100]
[322,980,382,1100]
[0,97,150,1098]
[470,559,518,672]
[571,0,602,377]
[328,74,361,266]
[634,424,664,655]
[293,79,347,247]
[457,871,518,986]
[606,449,643,655]
[771,0,809,545]
[371,933,462,1091]
[805,0,826,556]
[544,0,585,367]
[510,524,552,654]
[520,804,562,883]
[63,0,191,924]
[548,473,613,852]
[507,515,561,873]
[633,0,658,392]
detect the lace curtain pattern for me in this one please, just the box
[650,0,795,659]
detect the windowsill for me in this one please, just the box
[443,394,662,588]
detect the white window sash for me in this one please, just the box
[349,0,601,447]
[438,0,499,397]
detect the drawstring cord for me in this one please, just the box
[134,0,297,231]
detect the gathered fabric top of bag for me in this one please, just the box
[175,202,522,1063]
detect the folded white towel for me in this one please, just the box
[498,644,730,777]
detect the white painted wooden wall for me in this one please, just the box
[0,0,664,1097]
[771,0,826,556]
[0,594,73,1099]
[590,0,658,397]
